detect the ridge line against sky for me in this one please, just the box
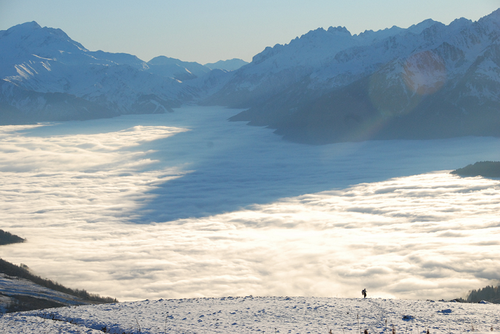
[0,1,499,65]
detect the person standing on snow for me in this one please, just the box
[362,288,367,298]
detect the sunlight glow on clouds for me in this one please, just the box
[1,107,500,302]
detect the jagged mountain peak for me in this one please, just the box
[0,21,87,65]
[326,26,351,35]
[477,7,500,30]
[1,21,42,35]
[243,15,459,76]
[11,20,42,31]
[357,25,403,38]
[483,6,500,18]
[249,25,359,68]
[407,19,440,33]
[449,17,472,28]
[0,21,86,52]
[293,25,353,43]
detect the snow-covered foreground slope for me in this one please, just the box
[1,106,500,303]
[1,296,499,333]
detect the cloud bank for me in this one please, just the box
[1,106,500,301]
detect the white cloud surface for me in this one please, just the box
[1,106,500,302]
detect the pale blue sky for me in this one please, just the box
[0,0,498,64]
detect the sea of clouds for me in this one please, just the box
[1,106,500,302]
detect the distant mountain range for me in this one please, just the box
[0,21,246,124]
[1,10,500,144]
[205,58,249,71]
[218,9,500,143]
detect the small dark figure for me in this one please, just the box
[364,330,369,334]
[362,288,367,298]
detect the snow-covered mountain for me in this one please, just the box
[203,19,437,108]
[0,22,213,124]
[2,10,500,141]
[213,9,500,144]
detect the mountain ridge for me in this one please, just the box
[0,22,244,124]
[221,8,500,144]
[1,10,500,143]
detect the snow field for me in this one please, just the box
[1,296,499,333]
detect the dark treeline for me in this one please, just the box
[466,285,500,304]
[0,258,117,304]
[451,161,500,178]
[0,229,25,245]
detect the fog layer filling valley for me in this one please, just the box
[1,106,499,301]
